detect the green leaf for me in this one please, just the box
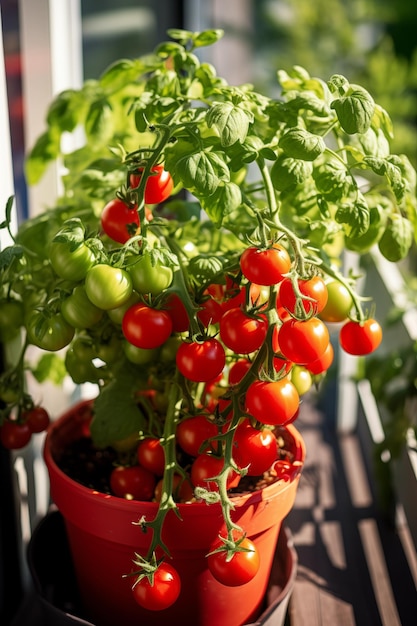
[0,245,24,270]
[99,58,145,91]
[330,84,375,134]
[313,159,353,200]
[270,155,313,191]
[193,30,224,48]
[31,353,67,384]
[200,182,242,226]
[25,129,61,185]
[378,216,414,262]
[363,156,406,201]
[85,100,114,147]
[207,103,253,147]
[279,126,326,161]
[90,369,147,447]
[335,196,370,237]
[52,218,86,248]
[0,196,15,230]
[176,150,230,196]
[188,253,228,284]
[46,89,81,132]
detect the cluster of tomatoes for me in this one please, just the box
[0,406,50,450]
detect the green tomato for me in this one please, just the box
[128,253,173,295]
[26,311,75,351]
[61,285,103,329]
[107,291,141,325]
[71,336,96,362]
[49,241,96,282]
[65,347,101,384]
[319,279,353,323]
[290,365,313,396]
[85,264,133,310]
[96,333,121,363]
[123,341,159,365]
[0,299,24,342]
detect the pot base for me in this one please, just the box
[26,510,297,626]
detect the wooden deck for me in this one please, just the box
[285,387,417,626]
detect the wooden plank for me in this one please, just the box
[286,392,417,626]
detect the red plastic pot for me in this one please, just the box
[43,400,305,626]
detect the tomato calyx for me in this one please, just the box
[207,532,253,561]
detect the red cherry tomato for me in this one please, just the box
[191,454,240,491]
[233,420,278,475]
[137,438,165,476]
[0,420,32,449]
[339,318,382,355]
[100,198,139,243]
[279,317,330,364]
[240,244,291,286]
[122,303,173,349]
[110,465,156,500]
[208,536,260,587]
[246,379,299,426]
[176,338,225,383]
[177,415,218,457]
[219,307,268,354]
[279,276,328,316]
[24,406,50,433]
[130,164,174,205]
[131,562,181,611]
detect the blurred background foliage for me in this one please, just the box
[251,0,417,168]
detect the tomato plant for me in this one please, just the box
[176,338,225,382]
[100,198,139,244]
[219,307,268,354]
[122,303,173,349]
[177,414,218,456]
[279,317,330,364]
[233,420,278,475]
[110,465,156,501]
[245,379,299,425]
[85,264,133,310]
[137,438,165,476]
[339,319,382,355]
[239,244,291,286]
[130,164,174,205]
[207,536,260,587]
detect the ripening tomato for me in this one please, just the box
[319,279,353,323]
[279,317,330,364]
[233,420,278,475]
[137,438,165,476]
[100,198,140,243]
[177,414,218,456]
[245,379,299,426]
[131,562,181,611]
[279,276,328,316]
[110,465,156,501]
[130,164,174,205]
[290,365,313,396]
[219,307,268,354]
[176,338,225,383]
[240,244,291,286]
[339,318,382,355]
[122,303,173,349]
[208,536,260,587]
